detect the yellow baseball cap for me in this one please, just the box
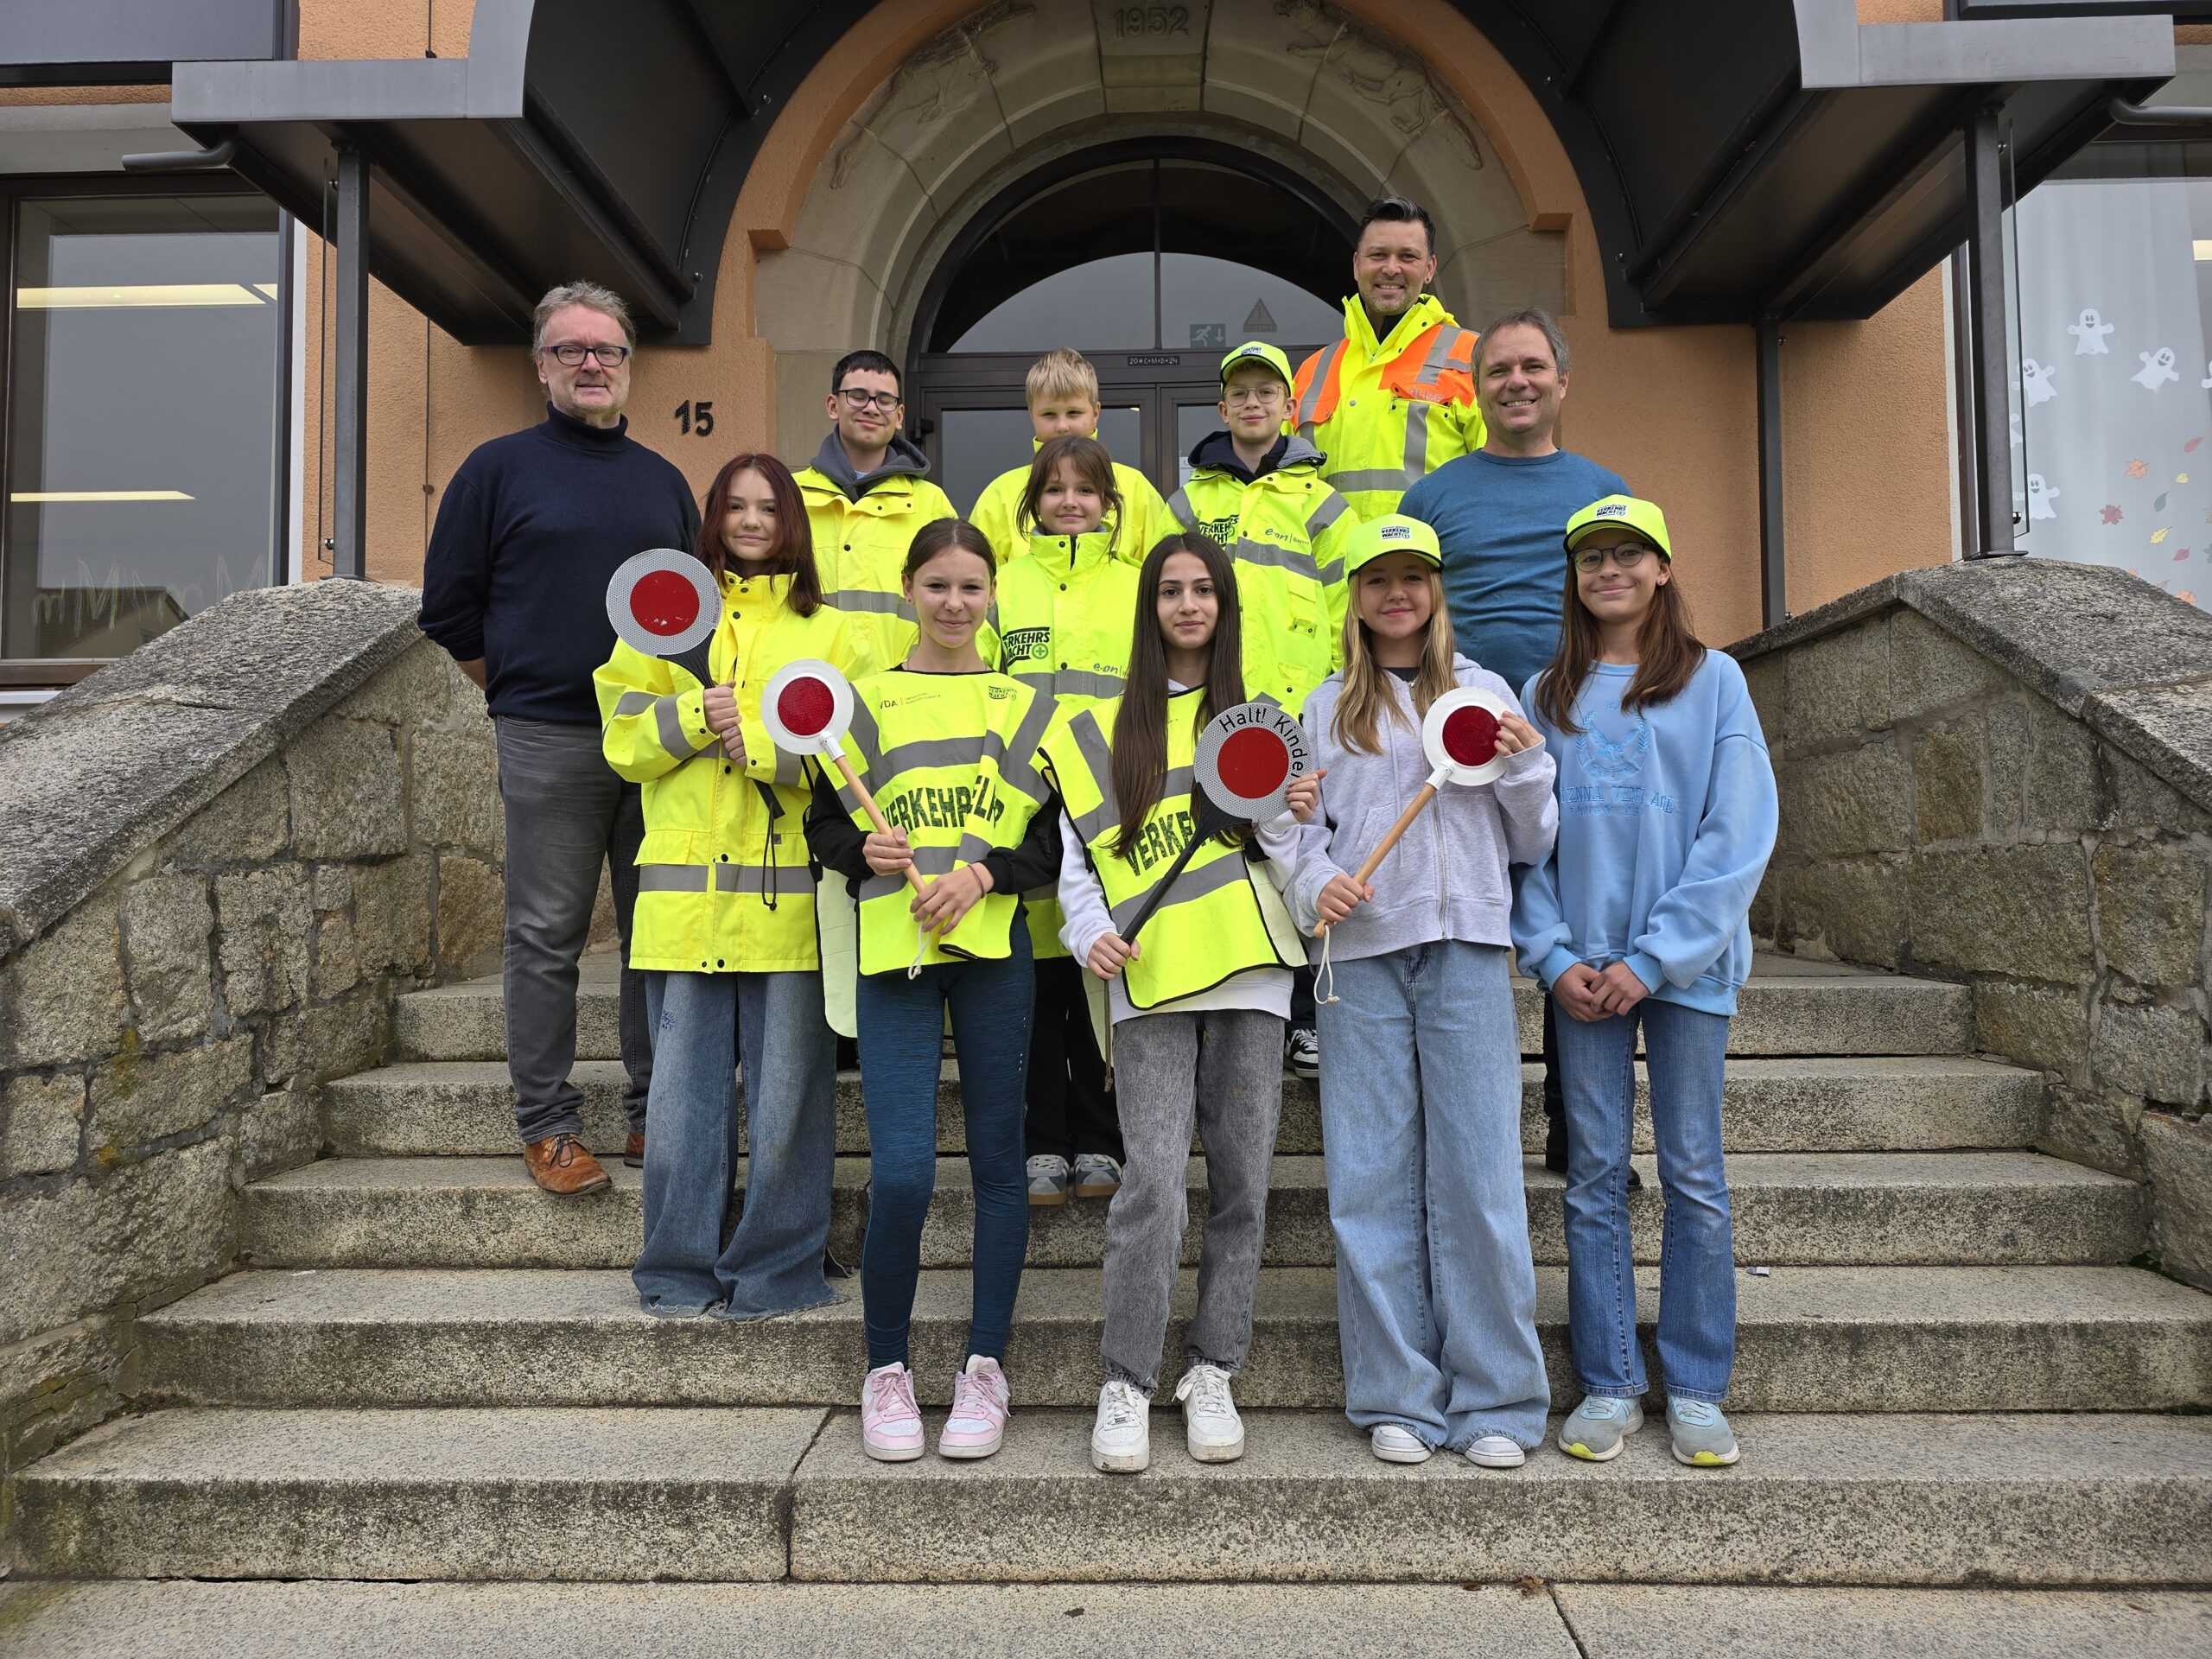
[1564,494,1673,559]
[1344,514,1443,578]
[1218,340,1294,390]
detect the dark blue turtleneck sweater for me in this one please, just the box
[419,404,701,725]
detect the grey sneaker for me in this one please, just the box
[1667,1397,1740,1467]
[1026,1154,1070,1207]
[1464,1433,1527,1469]
[1071,1153,1122,1199]
[1558,1395,1644,1462]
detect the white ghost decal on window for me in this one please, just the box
[2027,474,2059,521]
[2022,359,2056,406]
[2069,309,2113,354]
[2133,348,2180,391]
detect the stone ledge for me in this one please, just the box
[0,582,426,959]
[1732,560,2212,817]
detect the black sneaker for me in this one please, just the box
[1286,1026,1319,1079]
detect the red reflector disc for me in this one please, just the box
[1217,726,1291,800]
[1441,705,1500,766]
[631,569,702,637]
[777,677,836,737]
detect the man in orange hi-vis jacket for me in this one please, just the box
[1293,197,1487,524]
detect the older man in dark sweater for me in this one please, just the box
[420,281,699,1196]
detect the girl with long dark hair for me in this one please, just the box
[594,453,873,1320]
[1041,531,1316,1475]
[1514,494,1777,1470]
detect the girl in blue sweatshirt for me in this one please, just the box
[1513,494,1777,1470]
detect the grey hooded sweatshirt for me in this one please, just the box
[1290,655,1557,963]
[808,429,934,501]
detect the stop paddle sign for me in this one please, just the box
[605,549,719,658]
[761,658,855,757]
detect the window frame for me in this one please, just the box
[0,172,295,686]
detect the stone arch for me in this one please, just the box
[753,0,1567,452]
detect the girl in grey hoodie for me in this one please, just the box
[1289,514,1557,1466]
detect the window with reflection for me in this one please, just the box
[3,194,286,661]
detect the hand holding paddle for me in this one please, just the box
[762,659,928,901]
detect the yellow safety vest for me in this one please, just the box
[1042,689,1306,1011]
[995,525,1142,960]
[970,449,1170,569]
[1292,294,1485,522]
[797,464,958,665]
[594,571,875,974]
[1167,438,1357,715]
[835,667,1056,976]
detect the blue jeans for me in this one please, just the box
[856,931,1033,1370]
[633,970,837,1319]
[1554,994,1735,1402]
[1316,941,1550,1452]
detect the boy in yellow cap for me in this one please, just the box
[1168,340,1360,719]
[970,349,1168,568]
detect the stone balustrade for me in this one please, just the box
[1738,559,2212,1286]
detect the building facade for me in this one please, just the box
[0,0,2205,708]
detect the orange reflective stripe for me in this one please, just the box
[1295,340,1348,430]
[1390,324,1478,406]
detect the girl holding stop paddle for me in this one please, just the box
[1514,496,1777,1470]
[1041,531,1317,1474]
[1287,513,1560,1469]
[594,454,875,1321]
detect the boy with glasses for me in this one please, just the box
[970,348,1167,568]
[796,350,956,664]
[1169,340,1361,1080]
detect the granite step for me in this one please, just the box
[137,1263,2212,1414]
[321,1056,2043,1160]
[392,954,1974,1064]
[13,1405,2209,1586]
[240,1151,2147,1271]
[3,1581,2205,1659]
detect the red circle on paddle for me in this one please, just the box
[777,677,836,738]
[630,569,702,638]
[1441,704,1500,766]
[1217,726,1291,800]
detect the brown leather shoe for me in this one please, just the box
[624,1132,645,1169]
[523,1133,611,1196]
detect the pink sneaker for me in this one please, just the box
[861,1362,925,1462]
[938,1355,1011,1459]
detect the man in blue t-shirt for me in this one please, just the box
[1401,306,1633,1180]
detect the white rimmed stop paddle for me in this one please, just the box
[1117,702,1311,947]
[1317,684,1513,999]
[606,548,720,658]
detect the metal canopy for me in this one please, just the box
[41,0,2185,336]
[168,0,873,344]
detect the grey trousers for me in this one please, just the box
[1099,1007,1284,1395]
[494,716,652,1145]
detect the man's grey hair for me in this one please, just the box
[1477,307,1571,377]
[532,281,638,353]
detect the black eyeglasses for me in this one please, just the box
[543,342,631,366]
[1573,543,1652,574]
[836,388,902,413]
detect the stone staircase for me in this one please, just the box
[10,954,2212,1610]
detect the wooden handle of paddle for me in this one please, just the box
[1351,782,1438,887]
[836,751,930,895]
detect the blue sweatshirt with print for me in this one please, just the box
[1510,652,1777,1015]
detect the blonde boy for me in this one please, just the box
[969,349,1168,568]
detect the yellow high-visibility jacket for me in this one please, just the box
[595,569,876,974]
[798,454,957,666]
[1293,294,1485,522]
[1167,434,1357,716]
[970,447,1170,569]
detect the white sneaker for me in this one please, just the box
[1370,1424,1432,1464]
[1091,1379,1150,1473]
[1173,1362,1245,1463]
[1465,1433,1528,1468]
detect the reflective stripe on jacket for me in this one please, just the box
[594,571,875,974]
[995,525,1142,959]
[797,465,958,665]
[836,667,1055,976]
[1042,690,1306,1010]
[1292,294,1485,521]
[970,452,1169,569]
[1166,438,1357,716]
